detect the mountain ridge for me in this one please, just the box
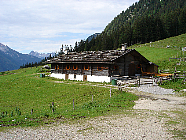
[87,33,101,42]
[104,0,186,35]
[75,0,186,52]
[0,43,42,72]
[29,51,55,59]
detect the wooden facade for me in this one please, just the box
[47,49,158,77]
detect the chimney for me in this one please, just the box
[61,44,63,52]
[64,45,69,54]
[121,43,127,51]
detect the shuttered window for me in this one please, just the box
[84,64,89,70]
[66,65,70,70]
[55,65,59,70]
[73,65,78,70]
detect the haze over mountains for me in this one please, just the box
[0,43,42,72]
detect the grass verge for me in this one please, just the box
[159,78,186,95]
[0,67,138,131]
[165,110,186,139]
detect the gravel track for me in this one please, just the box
[0,113,173,140]
[136,84,175,95]
[1,84,185,140]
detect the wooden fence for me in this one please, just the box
[173,72,186,79]
[169,57,186,61]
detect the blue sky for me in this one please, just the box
[0,0,138,54]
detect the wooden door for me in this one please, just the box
[65,74,69,80]
[83,75,87,81]
[128,63,136,76]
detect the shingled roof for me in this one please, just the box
[46,49,155,66]
[47,49,136,64]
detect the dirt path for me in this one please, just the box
[1,86,186,139]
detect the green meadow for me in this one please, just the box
[0,67,138,129]
[1,34,186,130]
[131,33,186,72]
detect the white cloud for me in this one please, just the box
[0,0,138,53]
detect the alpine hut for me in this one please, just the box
[47,49,158,82]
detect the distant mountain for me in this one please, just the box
[29,51,55,59]
[0,43,42,72]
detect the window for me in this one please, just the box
[73,65,78,70]
[97,65,103,71]
[66,65,70,70]
[113,65,119,71]
[84,64,89,70]
[55,65,59,70]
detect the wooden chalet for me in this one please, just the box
[47,49,158,82]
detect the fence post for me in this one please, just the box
[110,88,111,98]
[118,83,122,91]
[137,76,140,87]
[152,76,156,86]
[52,102,54,113]
[174,73,176,79]
[160,77,162,85]
[73,99,74,110]
[92,95,93,102]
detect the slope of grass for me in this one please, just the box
[0,67,138,129]
[130,33,186,71]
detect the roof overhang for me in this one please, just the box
[48,61,115,64]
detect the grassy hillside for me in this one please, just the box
[130,33,186,72]
[0,67,138,129]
